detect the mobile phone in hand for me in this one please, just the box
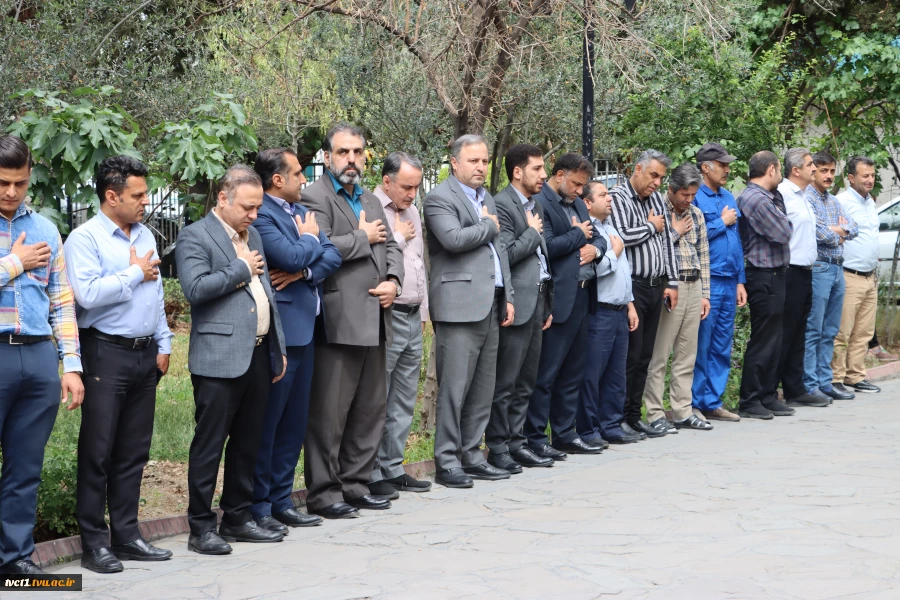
[664,295,673,312]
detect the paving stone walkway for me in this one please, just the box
[24,379,900,599]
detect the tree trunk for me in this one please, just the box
[421,342,438,431]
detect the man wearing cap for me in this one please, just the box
[691,143,743,422]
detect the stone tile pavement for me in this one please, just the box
[21,380,900,599]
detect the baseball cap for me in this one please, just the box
[696,142,737,164]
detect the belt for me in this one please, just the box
[392,303,420,314]
[746,265,787,274]
[632,275,665,287]
[494,287,505,299]
[678,270,700,282]
[0,334,52,345]
[790,264,814,271]
[81,328,154,350]
[844,267,874,277]
[255,335,267,347]
[818,256,843,266]
[578,279,593,289]
[597,302,627,312]
[538,281,550,293]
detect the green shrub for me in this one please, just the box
[34,437,79,542]
[163,277,189,328]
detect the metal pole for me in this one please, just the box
[581,2,594,163]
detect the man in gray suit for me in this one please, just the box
[424,134,515,488]
[486,144,555,473]
[176,165,288,556]
[300,123,404,518]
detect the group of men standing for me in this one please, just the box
[0,127,887,576]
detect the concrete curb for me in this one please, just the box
[865,360,900,382]
[31,459,436,568]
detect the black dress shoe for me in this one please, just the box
[621,422,647,440]
[385,473,432,492]
[739,404,774,420]
[219,520,285,543]
[255,515,289,534]
[188,531,233,555]
[112,538,173,561]
[509,446,553,467]
[81,548,124,573]
[309,501,360,519]
[847,379,880,394]
[603,429,641,444]
[529,443,567,461]
[785,392,830,407]
[463,462,511,480]
[761,399,795,416]
[345,494,392,510]
[368,480,400,499]
[487,452,523,474]
[435,468,474,488]
[273,507,323,527]
[674,414,714,431]
[823,385,855,400]
[1,559,44,575]
[582,436,610,450]
[552,437,603,455]
[631,420,667,438]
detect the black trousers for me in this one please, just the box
[740,268,787,409]
[188,345,270,535]
[624,280,664,424]
[778,266,813,399]
[77,336,157,550]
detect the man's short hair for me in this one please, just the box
[323,123,366,152]
[451,134,487,162]
[582,180,605,201]
[255,148,298,191]
[549,152,594,178]
[668,163,702,193]
[382,151,423,180]
[0,135,33,169]
[95,155,149,202]
[783,147,810,178]
[635,149,672,170]
[220,164,263,204]
[846,155,875,176]
[812,151,837,168]
[748,151,779,180]
[504,144,543,181]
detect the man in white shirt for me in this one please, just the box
[775,148,831,409]
[832,156,881,394]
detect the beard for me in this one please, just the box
[330,164,361,186]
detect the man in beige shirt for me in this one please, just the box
[369,152,432,496]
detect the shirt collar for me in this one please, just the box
[511,186,531,206]
[455,176,484,203]
[374,186,396,211]
[666,195,689,217]
[780,179,804,196]
[699,183,721,197]
[746,181,774,199]
[326,170,363,201]
[211,207,246,243]
[97,208,141,241]
[846,186,872,205]
[267,193,292,212]
[3,202,31,222]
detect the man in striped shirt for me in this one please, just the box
[0,136,84,575]
[609,149,679,439]
[736,151,792,420]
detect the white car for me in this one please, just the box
[876,195,900,280]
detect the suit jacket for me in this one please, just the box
[494,184,553,326]
[254,193,343,347]
[300,177,403,347]
[534,185,607,324]
[423,176,513,323]
[176,212,286,378]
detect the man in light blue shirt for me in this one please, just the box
[832,156,881,395]
[64,156,174,573]
[577,181,640,445]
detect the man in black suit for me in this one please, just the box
[525,153,608,458]
[486,144,555,472]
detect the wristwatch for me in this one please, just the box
[391,278,402,296]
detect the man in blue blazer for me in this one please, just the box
[525,153,608,458]
[251,148,342,532]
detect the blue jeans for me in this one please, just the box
[804,261,845,392]
[692,275,737,411]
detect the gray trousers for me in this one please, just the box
[433,297,500,471]
[486,291,547,454]
[372,309,424,482]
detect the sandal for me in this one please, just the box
[674,414,713,431]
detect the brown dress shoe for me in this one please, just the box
[702,407,741,422]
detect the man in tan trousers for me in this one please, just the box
[831,156,881,395]
[644,163,713,432]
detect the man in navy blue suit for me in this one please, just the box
[525,153,608,458]
[251,148,342,532]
